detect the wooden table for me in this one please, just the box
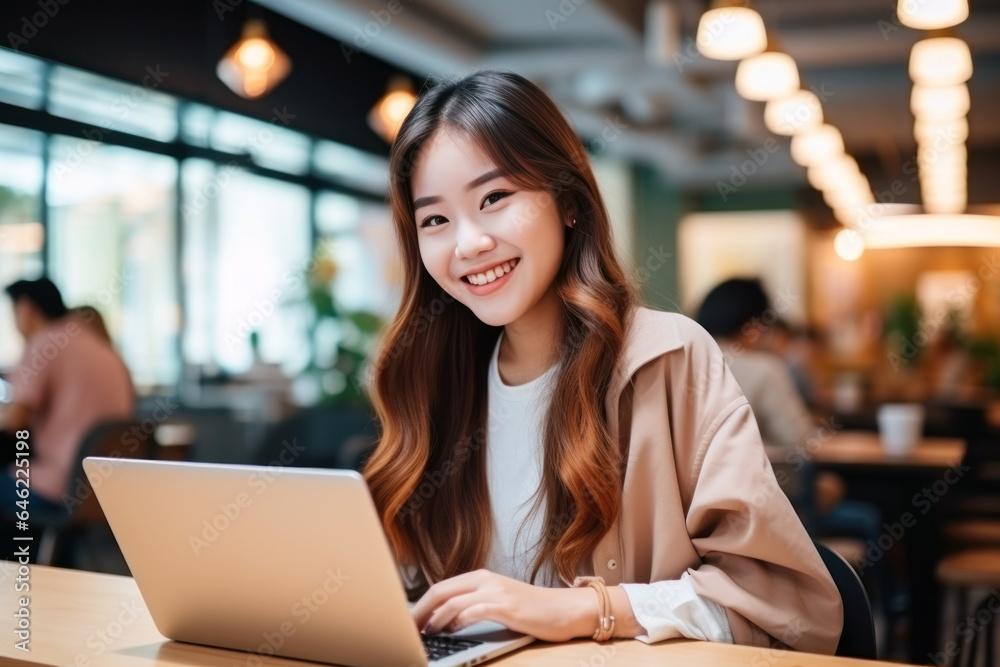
[0,564,904,667]
[811,431,965,469]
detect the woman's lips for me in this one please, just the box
[462,258,519,296]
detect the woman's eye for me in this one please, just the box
[420,216,447,228]
[482,191,511,208]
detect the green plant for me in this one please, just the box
[883,293,923,371]
[967,335,1000,389]
[299,243,385,408]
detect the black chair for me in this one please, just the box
[253,406,378,471]
[814,540,877,659]
[34,419,160,568]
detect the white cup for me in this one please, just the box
[877,403,925,456]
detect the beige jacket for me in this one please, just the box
[405,305,844,654]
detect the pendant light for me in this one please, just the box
[368,76,417,144]
[897,0,969,30]
[735,46,799,101]
[217,19,291,99]
[696,0,767,61]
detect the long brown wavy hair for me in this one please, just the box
[362,70,641,586]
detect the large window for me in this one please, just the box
[0,124,44,368]
[0,47,395,396]
[182,161,313,374]
[47,138,179,387]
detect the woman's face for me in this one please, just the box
[411,127,569,328]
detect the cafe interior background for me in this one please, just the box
[1,0,999,663]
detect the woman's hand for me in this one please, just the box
[410,568,603,642]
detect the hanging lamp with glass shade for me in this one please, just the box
[216,19,291,99]
[696,0,767,61]
[909,34,973,87]
[368,76,417,144]
[790,124,844,167]
[735,46,799,101]
[910,83,970,121]
[763,89,823,135]
[897,0,968,30]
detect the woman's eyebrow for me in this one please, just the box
[412,169,506,211]
[464,168,504,191]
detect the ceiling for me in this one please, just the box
[252,0,1000,194]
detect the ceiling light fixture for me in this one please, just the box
[367,75,417,144]
[696,0,767,61]
[216,19,291,99]
[735,47,799,101]
[909,35,973,86]
[897,0,969,30]
[763,89,823,136]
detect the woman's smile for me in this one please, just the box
[462,257,520,296]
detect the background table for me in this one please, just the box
[808,430,968,662]
[0,563,904,667]
[812,431,965,469]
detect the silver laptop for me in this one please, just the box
[82,457,535,667]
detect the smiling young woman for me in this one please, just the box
[360,70,844,653]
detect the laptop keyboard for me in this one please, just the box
[422,634,484,662]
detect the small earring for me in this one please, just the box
[571,219,576,227]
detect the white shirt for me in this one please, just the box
[484,330,733,644]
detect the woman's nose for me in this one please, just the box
[454,218,495,259]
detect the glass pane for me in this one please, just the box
[316,190,361,235]
[47,137,179,388]
[211,110,311,175]
[180,158,215,366]
[314,140,389,195]
[48,65,178,142]
[0,48,44,110]
[180,102,215,148]
[323,201,399,318]
[0,124,44,369]
[182,166,312,373]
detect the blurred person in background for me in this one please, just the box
[0,278,134,560]
[764,318,825,410]
[71,305,112,344]
[696,278,898,623]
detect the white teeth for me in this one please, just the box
[467,258,518,286]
